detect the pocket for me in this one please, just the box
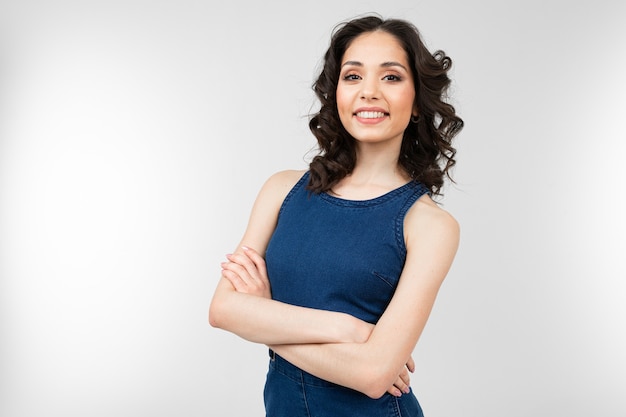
[264,362,309,416]
[372,270,397,288]
[344,270,399,321]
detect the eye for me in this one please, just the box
[383,74,402,81]
[343,73,361,81]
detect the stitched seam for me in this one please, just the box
[300,372,312,417]
[394,183,428,257]
[393,396,402,417]
[277,171,309,217]
[319,180,416,207]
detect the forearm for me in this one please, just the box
[209,281,370,345]
[270,342,405,399]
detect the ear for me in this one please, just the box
[412,103,419,117]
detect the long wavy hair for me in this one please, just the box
[307,15,464,196]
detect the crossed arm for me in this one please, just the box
[208,170,460,399]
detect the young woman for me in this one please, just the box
[209,15,463,416]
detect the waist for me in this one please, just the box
[268,349,344,388]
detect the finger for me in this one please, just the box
[220,267,248,292]
[387,374,409,397]
[396,369,411,394]
[396,383,410,395]
[406,355,415,373]
[222,258,250,279]
[221,258,259,290]
[223,256,270,297]
[393,382,409,395]
[242,247,270,285]
[386,385,403,397]
[242,246,267,274]
[227,252,260,282]
[232,249,270,292]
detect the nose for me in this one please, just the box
[360,78,379,100]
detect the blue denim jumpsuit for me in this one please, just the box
[264,172,429,417]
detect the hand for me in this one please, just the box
[387,356,415,397]
[221,246,271,299]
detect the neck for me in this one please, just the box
[350,141,409,186]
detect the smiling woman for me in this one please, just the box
[1,1,624,416]
[209,14,463,417]
[336,31,417,148]
[307,17,463,196]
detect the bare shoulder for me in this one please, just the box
[259,169,307,203]
[240,169,307,254]
[404,194,460,249]
[264,169,307,190]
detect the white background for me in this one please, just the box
[1,0,625,416]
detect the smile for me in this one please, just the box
[355,111,387,119]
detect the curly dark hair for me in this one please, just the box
[307,15,464,196]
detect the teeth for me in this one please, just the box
[356,111,386,119]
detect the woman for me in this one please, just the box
[209,15,463,416]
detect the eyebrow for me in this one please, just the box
[341,60,409,71]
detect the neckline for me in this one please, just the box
[320,180,417,207]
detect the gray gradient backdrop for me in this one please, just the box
[1,0,625,416]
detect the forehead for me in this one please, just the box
[342,31,408,65]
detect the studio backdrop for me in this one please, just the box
[0,0,624,416]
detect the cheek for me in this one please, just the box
[394,93,416,119]
[335,88,348,112]
[335,88,353,120]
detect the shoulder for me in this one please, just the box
[241,169,307,254]
[404,194,460,252]
[259,169,307,201]
[264,169,307,189]
[252,169,307,215]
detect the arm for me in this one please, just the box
[269,195,460,399]
[208,170,372,345]
[221,245,410,398]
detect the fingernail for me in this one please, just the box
[242,246,249,251]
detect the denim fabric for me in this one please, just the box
[264,350,424,417]
[264,171,428,416]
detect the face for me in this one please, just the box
[336,31,417,147]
